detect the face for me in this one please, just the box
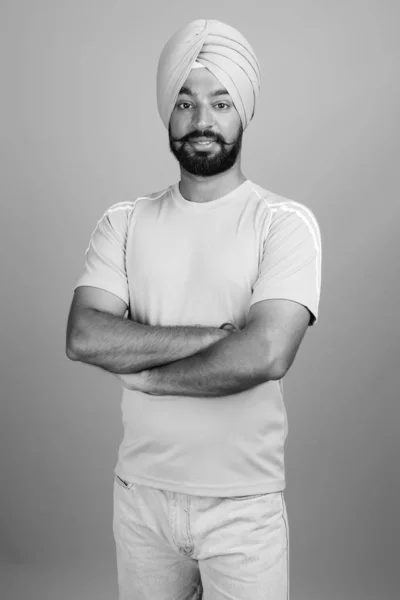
[168,68,243,177]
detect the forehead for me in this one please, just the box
[180,67,229,96]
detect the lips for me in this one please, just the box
[190,141,216,152]
[188,137,218,150]
[189,137,216,143]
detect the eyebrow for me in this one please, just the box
[178,86,230,98]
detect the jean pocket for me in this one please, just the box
[227,493,269,501]
[114,474,135,491]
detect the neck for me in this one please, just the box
[178,163,247,203]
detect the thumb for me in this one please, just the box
[220,322,239,332]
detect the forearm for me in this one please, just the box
[142,324,273,397]
[69,307,230,374]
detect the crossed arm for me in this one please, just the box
[66,287,311,397]
[119,321,272,397]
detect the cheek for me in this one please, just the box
[170,110,191,137]
[223,107,242,133]
[226,111,242,131]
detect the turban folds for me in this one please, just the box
[156,19,261,131]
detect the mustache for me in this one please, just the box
[170,130,236,146]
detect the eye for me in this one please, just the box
[177,102,192,109]
[215,102,230,110]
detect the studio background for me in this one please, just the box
[1,1,398,599]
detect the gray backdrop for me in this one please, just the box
[1,1,399,599]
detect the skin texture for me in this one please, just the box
[66,287,233,374]
[118,298,310,397]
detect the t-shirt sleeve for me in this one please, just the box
[249,202,322,326]
[73,203,133,305]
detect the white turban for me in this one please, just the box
[156,19,261,131]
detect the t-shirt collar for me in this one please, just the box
[170,180,253,211]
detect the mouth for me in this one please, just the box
[188,139,218,150]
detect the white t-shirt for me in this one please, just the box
[74,179,322,496]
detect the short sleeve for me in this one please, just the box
[249,202,322,326]
[73,203,134,305]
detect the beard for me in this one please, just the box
[168,123,243,177]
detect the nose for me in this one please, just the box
[192,104,214,130]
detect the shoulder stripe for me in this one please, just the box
[252,187,321,242]
[270,200,321,243]
[106,200,138,214]
[85,189,170,254]
[106,188,169,214]
[252,187,322,309]
[135,189,170,202]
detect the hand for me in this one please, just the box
[117,370,152,393]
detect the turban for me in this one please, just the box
[156,19,261,131]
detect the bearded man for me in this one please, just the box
[66,18,322,600]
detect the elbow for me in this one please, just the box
[65,311,91,361]
[65,332,83,362]
[264,356,289,382]
[66,344,79,361]
[66,344,79,362]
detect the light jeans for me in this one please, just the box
[113,473,289,600]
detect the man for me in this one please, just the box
[66,19,321,600]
